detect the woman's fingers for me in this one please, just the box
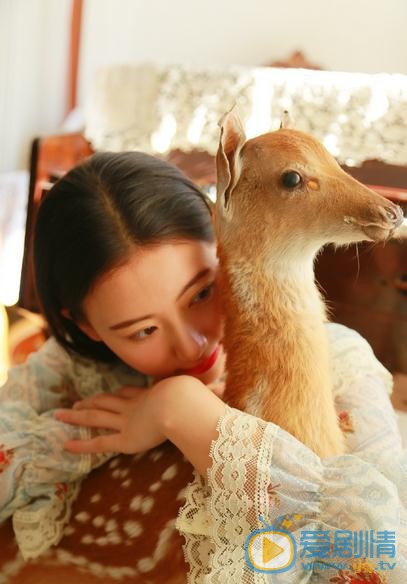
[72,392,130,413]
[54,408,122,431]
[113,385,146,398]
[64,433,124,454]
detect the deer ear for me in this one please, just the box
[280,110,294,129]
[216,109,246,210]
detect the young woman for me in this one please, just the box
[0,152,405,579]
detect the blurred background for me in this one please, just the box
[1,0,407,173]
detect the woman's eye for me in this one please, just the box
[130,326,157,341]
[192,283,214,304]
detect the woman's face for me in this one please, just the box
[79,240,225,385]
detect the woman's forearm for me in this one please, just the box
[156,377,228,478]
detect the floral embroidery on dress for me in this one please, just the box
[0,444,14,473]
[55,482,69,501]
[339,410,355,433]
[267,481,282,508]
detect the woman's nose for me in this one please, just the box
[173,327,208,363]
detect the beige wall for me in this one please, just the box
[0,0,71,172]
[78,0,407,105]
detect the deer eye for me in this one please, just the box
[281,170,302,189]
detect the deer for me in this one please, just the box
[214,109,402,457]
[0,112,403,583]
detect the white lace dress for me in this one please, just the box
[0,323,406,582]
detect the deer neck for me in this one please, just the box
[219,243,333,420]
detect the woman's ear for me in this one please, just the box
[61,308,102,342]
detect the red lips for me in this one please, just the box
[179,345,220,375]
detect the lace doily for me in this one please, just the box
[85,62,407,166]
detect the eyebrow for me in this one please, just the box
[108,268,211,330]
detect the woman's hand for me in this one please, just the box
[54,375,227,477]
[54,383,167,455]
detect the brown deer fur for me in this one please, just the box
[215,110,402,457]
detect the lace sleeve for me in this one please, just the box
[177,407,277,582]
[177,406,407,582]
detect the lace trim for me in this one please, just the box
[11,425,91,560]
[13,480,82,560]
[177,406,277,583]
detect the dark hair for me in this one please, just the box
[34,151,214,362]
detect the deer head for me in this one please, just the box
[215,110,404,264]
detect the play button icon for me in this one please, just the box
[245,529,296,573]
[262,535,285,563]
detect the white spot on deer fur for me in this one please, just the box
[156,520,176,555]
[111,503,120,513]
[109,457,120,469]
[105,519,118,533]
[123,520,143,538]
[106,532,122,545]
[176,487,187,501]
[89,562,104,577]
[149,481,161,492]
[162,464,177,480]
[81,534,95,544]
[1,555,26,579]
[56,551,137,578]
[63,525,75,536]
[141,496,154,514]
[90,493,101,503]
[149,449,163,461]
[70,554,87,566]
[108,567,137,578]
[119,468,129,478]
[130,495,142,511]
[55,549,75,564]
[95,536,108,546]
[89,564,136,579]
[138,558,156,573]
[75,511,90,523]
[132,519,177,574]
[92,515,105,528]
[121,478,131,488]
[112,469,121,479]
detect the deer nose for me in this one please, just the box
[380,203,404,228]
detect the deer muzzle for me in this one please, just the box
[344,199,404,242]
